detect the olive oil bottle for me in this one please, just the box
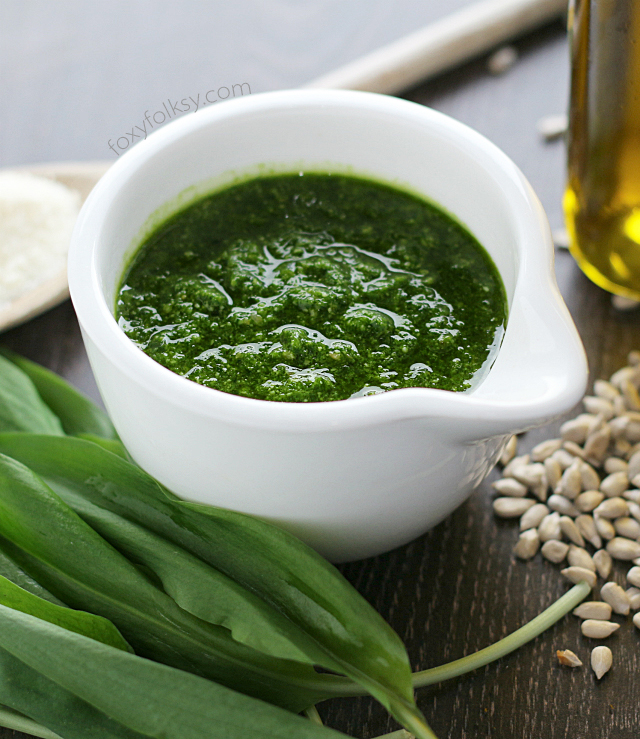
[564,0,640,298]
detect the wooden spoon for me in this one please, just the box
[0,160,111,333]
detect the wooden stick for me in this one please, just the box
[304,0,567,94]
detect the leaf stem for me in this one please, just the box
[412,581,590,688]
[371,730,415,739]
[303,705,324,725]
[319,581,590,698]
[0,704,63,739]
[390,705,439,739]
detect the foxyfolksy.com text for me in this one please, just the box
[107,83,252,156]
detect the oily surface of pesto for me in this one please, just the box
[117,173,506,402]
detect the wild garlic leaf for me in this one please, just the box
[47,488,321,665]
[0,575,132,652]
[0,451,343,712]
[0,434,427,735]
[75,433,129,460]
[0,704,65,739]
[0,350,116,439]
[0,605,349,739]
[0,548,65,606]
[0,355,63,435]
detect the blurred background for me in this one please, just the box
[0,0,569,234]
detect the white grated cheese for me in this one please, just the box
[0,171,81,310]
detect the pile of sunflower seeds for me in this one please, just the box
[493,351,640,680]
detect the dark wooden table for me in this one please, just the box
[2,5,639,739]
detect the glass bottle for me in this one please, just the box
[564,0,640,298]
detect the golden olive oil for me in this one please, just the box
[564,0,640,298]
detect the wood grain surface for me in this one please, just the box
[1,4,639,739]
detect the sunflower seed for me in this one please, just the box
[513,462,547,491]
[622,380,640,411]
[580,461,601,489]
[609,415,630,439]
[544,457,562,490]
[487,45,518,74]
[634,612,640,629]
[613,294,640,311]
[563,440,587,460]
[601,582,631,615]
[567,545,596,571]
[627,566,640,588]
[552,449,578,470]
[538,114,568,140]
[635,557,640,566]
[548,494,580,517]
[614,516,640,539]
[627,444,640,461]
[576,515,603,549]
[561,566,597,589]
[593,549,613,579]
[600,472,629,498]
[614,437,632,457]
[613,395,628,418]
[555,460,582,500]
[514,529,540,560]
[573,601,612,620]
[556,649,582,667]
[576,490,605,513]
[594,515,616,540]
[503,453,530,477]
[584,426,612,466]
[594,498,629,519]
[541,539,570,564]
[580,619,619,638]
[626,421,640,443]
[627,450,640,478]
[606,537,640,560]
[493,497,536,518]
[594,379,620,401]
[492,478,528,497]
[627,501,640,523]
[584,396,615,420]
[626,587,640,610]
[520,503,550,531]
[611,365,640,389]
[538,512,562,542]
[623,488,640,503]
[604,456,628,474]
[560,516,585,546]
[561,416,593,444]
[591,646,613,679]
[531,438,562,462]
[499,434,518,466]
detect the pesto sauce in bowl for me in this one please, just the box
[116,173,507,402]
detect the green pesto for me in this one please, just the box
[116,173,507,402]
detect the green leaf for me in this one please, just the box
[0,704,63,739]
[0,547,66,606]
[0,349,117,439]
[0,434,429,736]
[76,433,129,460]
[0,575,132,652]
[0,650,156,739]
[0,604,349,739]
[46,488,323,665]
[0,451,346,712]
[0,354,63,435]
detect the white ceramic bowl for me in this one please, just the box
[69,89,587,562]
